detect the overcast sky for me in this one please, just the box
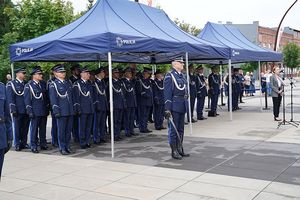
[71,0,300,30]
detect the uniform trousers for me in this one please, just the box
[168,111,185,146]
[13,114,29,147]
[57,116,73,151]
[79,114,93,146]
[30,116,47,149]
[93,111,107,142]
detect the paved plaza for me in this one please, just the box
[1,79,300,200]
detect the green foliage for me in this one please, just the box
[283,42,300,69]
[240,62,259,73]
[174,18,201,36]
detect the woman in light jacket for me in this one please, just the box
[270,67,284,121]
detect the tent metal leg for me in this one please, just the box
[258,61,263,110]
[108,52,114,158]
[228,59,233,121]
[11,63,15,80]
[185,52,193,135]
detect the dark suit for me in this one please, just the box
[196,74,207,118]
[152,78,164,129]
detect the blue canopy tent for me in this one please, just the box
[198,22,283,120]
[10,1,229,63]
[9,0,230,158]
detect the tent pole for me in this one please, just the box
[228,59,233,121]
[108,52,114,158]
[258,61,263,111]
[185,52,193,135]
[11,63,15,80]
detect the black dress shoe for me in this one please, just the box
[160,126,167,130]
[191,118,197,123]
[21,144,30,149]
[130,132,138,136]
[93,141,101,145]
[100,139,107,143]
[198,116,207,120]
[184,122,188,125]
[146,129,152,133]
[148,119,154,123]
[60,150,69,155]
[41,146,49,150]
[155,127,162,130]
[140,130,148,133]
[86,144,91,148]
[15,146,21,151]
[66,148,75,154]
[125,134,132,137]
[80,145,86,149]
[31,148,39,153]
[52,143,59,148]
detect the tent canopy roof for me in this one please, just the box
[10,0,228,63]
[198,22,282,63]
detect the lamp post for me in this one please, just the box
[274,0,298,51]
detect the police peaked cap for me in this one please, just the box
[30,66,43,75]
[14,67,26,74]
[53,64,66,72]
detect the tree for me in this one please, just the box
[240,62,259,73]
[174,18,201,36]
[0,0,13,39]
[283,42,300,74]
[0,0,76,81]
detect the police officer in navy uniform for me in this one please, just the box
[6,67,30,151]
[24,66,49,153]
[187,64,197,123]
[152,70,166,130]
[164,57,190,160]
[69,64,80,84]
[48,67,58,147]
[69,64,81,142]
[196,66,208,120]
[0,81,12,179]
[73,67,95,149]
[137,68,153,133]
[49,64,74,155]
[93,67,108,144]
[233,68,241,110]
[208,66,221,117]
[121,67,137,137]
[110,68,126,141]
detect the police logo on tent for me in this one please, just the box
[232,50,240,57]
[116,37,136,47]
[15,47,34,56]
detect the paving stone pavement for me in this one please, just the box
[1,78,300,200]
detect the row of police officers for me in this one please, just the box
[1,59,224,166]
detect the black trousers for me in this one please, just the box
[272,96,282,118]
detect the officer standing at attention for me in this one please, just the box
[152,70,166,130]
[0,81,12,179]
[121,67,137,137]
[73,67,95,149]
[69,64,81,143]
[49,64,74,155]
[93,67,108,144]
[164,57,190,160]
[69,64,81,84]
[111,68,126,141]
[48,67,58,147]
[6,67,30,151]
[234,68,242,110]
[196,66,208,120]
[187,64,197,123]
[24,67,49,153]
[208,66,221,117]
[137,68,153,133]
